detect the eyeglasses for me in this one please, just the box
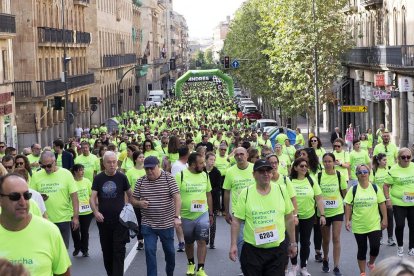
[356,170,369,175]
[0,145,4,148]
[15,162,24,166]
[299,164,308,168]
[334,145,341,148]
[400,155,412,160]
[0,191,32,201]
[41,164,53,169]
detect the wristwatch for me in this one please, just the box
[174,216,181,219]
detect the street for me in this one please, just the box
[69,214,410,276]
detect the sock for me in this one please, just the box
[198,264,204,271]
[188,258,194,265]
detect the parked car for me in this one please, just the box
[242,105,259,114]
[253,119,278,132]
[243,109,262,121]
[238,100,255,108]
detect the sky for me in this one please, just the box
[173,0,246,39]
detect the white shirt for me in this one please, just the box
[75,127,83,137]
[171,160,188,177]
[29,188,47,215]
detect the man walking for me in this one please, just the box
[373,131,398,168]
[75,141,98,182]
[132,156,182,276]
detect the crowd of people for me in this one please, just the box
[1,84,414,276]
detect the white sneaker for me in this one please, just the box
[398,246,404,257]
[408,248,414,256]
[387,238,396,246]
[380,237,384,245]
[300,267,311,276]
[287,265,297,276]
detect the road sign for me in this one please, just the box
[341,105,368,113]
[232,60,240,69]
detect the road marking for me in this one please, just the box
[124,241,138,273]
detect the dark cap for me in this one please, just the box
[253,159,273,171]
[144,156,159,168]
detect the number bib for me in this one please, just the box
[323,196,338,208]
[79,203,92,213]
[190,200,206,212]
[403,192,414,203]
[254,225,279,245]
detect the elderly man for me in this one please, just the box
[132,156,181,276]
[0,174,71,275]
[30,150,79,248]
[90,151,133,276]
[27,143,42,171]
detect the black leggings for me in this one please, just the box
[380,207,394,238]
[133,207,143,240]
[393,205,414,248]
[291,216,314,268]
[314,217,322,252]
[354,230,381,261]
[208,210,218,245]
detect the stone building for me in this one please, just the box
[170,11,189,81]
[0,0,17,147]
[337,0,414,146]
[12,0,94,148]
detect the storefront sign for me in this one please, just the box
[375,74,385,87]
[398,76,413,92]
[373,90,391,101]
[186,76,213,82]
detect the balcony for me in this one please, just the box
[343,45,414,68]
[360,0,383,8]
[0,13,16,37]
[153,58,165,65]
[132,0,142,7]
[74,0,89,6]
[14,73,95,99]
[157,0,167,9]
[102,54,137,68]
[38,27,91,45]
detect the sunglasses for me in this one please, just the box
[41,164,53,169]
[356,170,369,175]
[334,145,341,148]
[311,140,318,142]
[0,191,32,201]
[15,162,24,166]
[0,145,4,148]
[400,155,412,160]
[299,164,308,168]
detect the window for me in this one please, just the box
[384,10,389,46]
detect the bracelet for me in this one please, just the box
[290,242,298,247]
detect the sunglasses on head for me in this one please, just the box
[41,164,53,169]
[0,191,32,201]
[356,170,369,175]
[400,155,412,160]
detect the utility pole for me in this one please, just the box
[62,0,71,141]
[312,0,320,136]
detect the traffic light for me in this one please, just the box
[54,96,63,110]
[224,56,230,69]
[170,59,176,70]
[90,97,98,105]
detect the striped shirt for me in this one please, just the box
[133,171,179,229]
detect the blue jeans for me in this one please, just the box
[141,225,175,276]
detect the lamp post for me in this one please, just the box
[312,0,320,136]
[62,0,71,140]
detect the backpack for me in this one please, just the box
[289,175,315,187]
[317,171,344,199]
[350,184,378,205]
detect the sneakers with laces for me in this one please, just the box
[398,246,404,257]
[333,267,342,276]
[388,238,396,246]
[367,262,375,271]
[186,262,196,276]
[196,267,208,276]
[322,259,330,273]
[177,242,185,252]
[300,267,311,276]
[408,248,414,256]
[315,252,323,263]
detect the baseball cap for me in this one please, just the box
[144,156,159,168]
[253,159,273,171]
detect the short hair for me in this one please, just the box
[371,256,414,276]
[5,147,16,155]
[53,139,64,149]
[80,141,89,147]
[178,146,189,158]
[333,138,345,146]
[353,139,361,146]
[205,152,215,160]
[40,150,55,162]
[107,143,117,151]
[188,152,202,167]
[2,155,14,163]
[103,150,117,162]
[132,150,143,166]
[71,164,85,175]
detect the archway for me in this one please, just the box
[174,69,234,98]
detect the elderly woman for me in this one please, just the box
[384,148,414,257]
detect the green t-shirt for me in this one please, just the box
[176,169,212,220]
[234,184,293,248]
[276,133,288,145]
[223,163,255,212]
[317,171,347,217]
[215,155,230,176]
[295,133,305,146]
[126,167,146,191]
[31,168,77,223]
[360,140,369,152]
[121,157,134,172]
[74,178,92,215]
[282,146,295,162]
[144,150,161,163]
[74,154,98,183]
[168,152,179,164]
[0,199,41,217]
[344,184,385,234]
[277,154,291,177]
[385,163,414,207]
[271,175,296,199]
[373,143,398,167]
[349,150,371,180]
[315,148,326,163]
[94,157,102,174]
[371,167,389,189]
[333,150,350,181]
[56,153,62,168]
[0,216,71,276]
[291,176,322,219]
[27,154,41,170]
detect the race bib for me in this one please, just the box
[323,196,338,208]
[190,200,206,212]
[280,161,286,168]
[254,225,279,245]
[79,203,92,213]
[403,192,414,203]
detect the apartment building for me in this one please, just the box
[337,0,414,146]
[0,0,17,147]
[170,11,189,81]
[12,0,94,148]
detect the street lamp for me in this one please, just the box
[62,0,71,140]
[312,0,320,136]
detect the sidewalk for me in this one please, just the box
[296,116,332,148]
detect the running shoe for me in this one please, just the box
[333,267,342,276]
[315,253,323,263]
[388,238,396,246]
[137,241,144,250]
[177,242,185,252]
[287,265,297,276]
[398,246,404,257]
[209,244,216,249]
[408,248,414,256]
[196,267,208,276]
[380,237,384,245]
[367,262,375,271]
[322,259,330,273]
[300,267,311,276]
[186,262,196,276]
[82,251,89,257]
[72,249,80,257]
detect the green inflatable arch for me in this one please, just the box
[174,69,234,98]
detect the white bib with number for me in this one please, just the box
[79,203,92,213]
[254,225,279,245]
[323,197,339,208]
[190,200,206,212]
[403,192,414,203]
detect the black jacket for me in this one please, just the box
[55,150,74,170]
[330,131,343,144]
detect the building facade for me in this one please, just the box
[212,16,230,62]
[0,0,17,147]
[337,0,414,147]
[170,11,189,81]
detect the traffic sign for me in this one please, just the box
[341,105,368,113]
[232,60,240,69]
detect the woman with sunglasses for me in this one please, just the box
[318,153,348,275]
[332,138,351,184]
[14,155,32,178]
[384,148,414,257]
[308,136,326,163]
[142,139,161,161]
[344,164,387,276]
[289,158,326,276]
[371,153,396,246]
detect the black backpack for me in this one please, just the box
[317,171,344,199]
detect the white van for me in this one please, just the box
[148,90,166,100]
